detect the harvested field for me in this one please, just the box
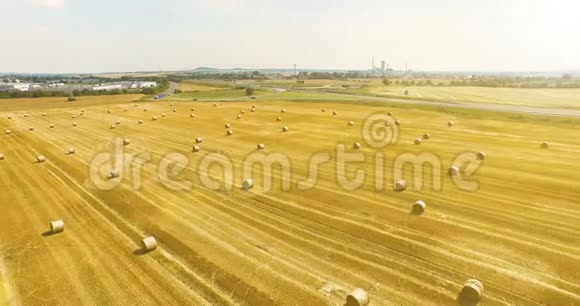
[0,96,579,305]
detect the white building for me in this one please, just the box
[0,83,31,91]
[130,81,157,89]
[93,84,123,91]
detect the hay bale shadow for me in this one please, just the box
[456,288,481,306]
[410,206,425,216]
[344,296,363,306]
[133,248,150,256]
[41,230,57,237]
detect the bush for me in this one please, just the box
[246,87,255,96]
[67,97,78,102]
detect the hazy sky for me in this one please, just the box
[0,0,579,73]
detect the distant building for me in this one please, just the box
[93,84,123,91]
[0,83,31,91]
[129,81,157,89]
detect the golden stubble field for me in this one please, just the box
[0,96,579,305]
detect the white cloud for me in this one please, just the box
[0,0,66,9]
[34,0,65,9]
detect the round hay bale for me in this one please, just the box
[116,120,121,125]
[190,114,196,118]
[460,279,483,302]
[29,127,34,131]
[144,108,149,112]
[477,151,486,160]
[107,109,112,113]
[348,121,355,126]
[170,103,174,106]
[80,109,85,113]
[49,124,55,128]
[395,179,407,192]
[123,108,128,112]
[67,148,76,155]
[0,153,5,160]
[241,110,245,114]
[346,288,369,306]
[282,126,289,132]
[388,112,393,116]
[152,116,158,121]
[237,114,242,119]
[50,220,64,233]
[141,236,157,252]
[423,133,431,140]
[281,109,286,113]
[191,107,196,111]
[123,139,130,146]
[195,137,203,143]
[251,108,256,112]
[72,115,76,119]
[24,114,29,118]
[448,166,459,176]
[36,155,46,163]
[448,121,454,127]
[226,130,234,136]
[213,103,217,107]
[172,108,177,112]
[257,144,265,150]
[353,142,361,150]
[225,123,231,128]
[7,116,12,120]
[276,117,282,121]
[321,108,326,112]
[42,113,47,117]
[5,130,12,135]
[138,120,144,124]
[72,122,77,127]
[252,104,256,108]
[541,141,549,149]
[110,124,116,129]
[395,120,401,126]
[242,178,254,190]
[333,110,337,116]
[161,113,166,117]
[192,145,201,152]
[110,169,120,178]
[413,200,426,215]
[414,138,422,145]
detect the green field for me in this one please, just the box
[177,80,232,92]
[231,79,580,110]
[169,88,273,101]
[364,85,580,109]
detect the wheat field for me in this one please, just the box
[0,95,579,305]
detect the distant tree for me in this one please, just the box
[561,74,572,80]
[382,78,391,86]
[252,71,260,77]
[246,87,255,96]
[142,88,155,95]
